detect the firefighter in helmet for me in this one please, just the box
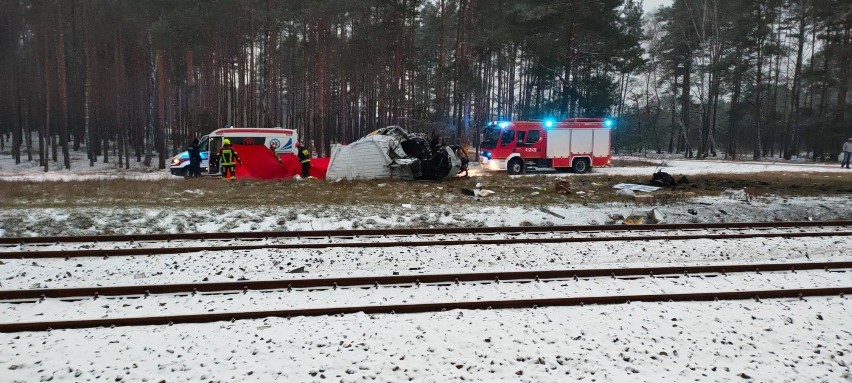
[296,142,310,178]
[218,138,242,181]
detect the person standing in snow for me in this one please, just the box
[296,142,311,178]
[842,138,852,169]
[187,137,202,178]
[218,138,242,181]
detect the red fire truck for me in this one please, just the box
[479,118,613,174]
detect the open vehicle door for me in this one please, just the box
[208,137,222,174]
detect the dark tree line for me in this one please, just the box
[12,0,850,169]
[619,0,852,160]
[0,0,643,170]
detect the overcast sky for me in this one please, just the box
[642,0,672,13]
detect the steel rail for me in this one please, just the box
[2,230,850,259]
[1,220,849,245]
[0,261,849,302]
[0,287,847,333]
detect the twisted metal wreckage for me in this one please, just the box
[326,126,468,181]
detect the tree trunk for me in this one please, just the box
[784,1,807,160]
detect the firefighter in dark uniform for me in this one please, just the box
[296,142,310,178]
[218,138,242,181]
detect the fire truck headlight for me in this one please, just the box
[604,119,615,128]
[481,151,491,159]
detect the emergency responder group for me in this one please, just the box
[185,136,310,180]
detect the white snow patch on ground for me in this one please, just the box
[1,298,849,382]
[598,156,851,176]
[0,146,172,182]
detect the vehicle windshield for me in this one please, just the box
[500,130,515,147]
[482,128,500,148]
[199,136,209,152]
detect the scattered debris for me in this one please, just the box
[650,171,677,187]
[555,180,571,194]
[539,207,565,219]
[133,272,147,279]
[688,209,698,215]
[609,213,625,221]
[624,208,666,225]
[461,188,495,197]
[288,266,306,274]
[617,188,636,197]
[614,183,661,193]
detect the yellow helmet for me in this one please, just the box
[223,139,231,145]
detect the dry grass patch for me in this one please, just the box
[1,171,851,209]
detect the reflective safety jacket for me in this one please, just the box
[298,148,311,164]
[219,146,241,166]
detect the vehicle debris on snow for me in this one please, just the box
[325,126,462,181]
[461,188,495,197]
[624,208,666,225]
[616,188,636,197]
[555,180,571,194]
[613,183,661,193]
[650,170,689,187]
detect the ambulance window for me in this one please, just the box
[500,130,515,147]
[225,137,266,145]
[526,130,541,144]
[199,137,209,152]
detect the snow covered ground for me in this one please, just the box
[1,224,850,381]
[0,148,171,182]
[597,156,851,176]
[2,195,851,237]
[2,298,849,382]
[2,231,846,289]
[2,150,851,382]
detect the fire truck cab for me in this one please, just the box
[479,118,612,174]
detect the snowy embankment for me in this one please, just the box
[2,195,851,237]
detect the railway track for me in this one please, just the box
[2,260,850,302]
[2,220,849,245]
[1,287,847,333]
[2,221,850,259]
[1,260,849,333]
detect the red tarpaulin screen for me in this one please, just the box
[231,144,328,180]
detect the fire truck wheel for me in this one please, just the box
[572,158,590,173]
[507,158,524,175]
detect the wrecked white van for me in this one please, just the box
[325,126,462,181]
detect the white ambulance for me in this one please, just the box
[169,127,298,177]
